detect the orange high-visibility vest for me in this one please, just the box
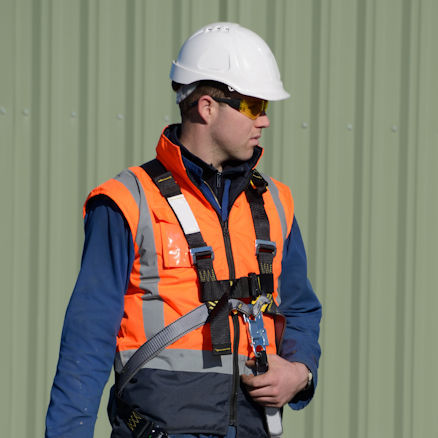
[85,127,294,435]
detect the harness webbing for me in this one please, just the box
[245,169,276,295]
[141,160,232,354]
[140,159,281,352]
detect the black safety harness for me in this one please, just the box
[116,159,285,437]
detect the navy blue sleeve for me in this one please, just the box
[45,196,134,438]
[278,216,322,410]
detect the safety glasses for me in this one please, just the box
[212,96,269,120]
[190,96,269,119]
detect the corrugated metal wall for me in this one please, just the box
[1,0,437,437]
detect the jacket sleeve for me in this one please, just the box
[45,196,134,438]
[278,215,322,410]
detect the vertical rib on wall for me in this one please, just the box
[0,1,437,437]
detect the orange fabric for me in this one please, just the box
[84,176,147,350]
[84,179,139,235]
[86,130,294,358]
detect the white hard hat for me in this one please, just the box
[170,22,290,101]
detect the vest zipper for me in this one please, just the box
[203,180,222,214]
[202,174,249,428]
[221,220,235,279]
[216,171,222,189]
[221,219,239,427]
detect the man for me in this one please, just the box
[46,22,321,438]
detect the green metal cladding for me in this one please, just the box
[1,1,437,437]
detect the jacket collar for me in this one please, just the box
[156,124,263,182]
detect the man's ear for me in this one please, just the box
[196,95,215,123]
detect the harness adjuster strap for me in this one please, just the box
[190,245,214,264]
[255,239,277,257]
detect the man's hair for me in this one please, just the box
[172,80,232,120]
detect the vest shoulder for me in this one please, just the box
[260,173,294,235]
[261,174,293,203]
[87,168,142,199]
[83,166,152,232]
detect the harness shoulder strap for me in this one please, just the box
[141,159,232,355]
[245,169,276,295]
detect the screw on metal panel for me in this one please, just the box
[391,125,398,132]
[164,115,170,123]
[301,122,309,129]
[23,108,30,116]
[117,113,124,120]
[347,124,353,131]
[71,111,77,118]
[0,107,6,115]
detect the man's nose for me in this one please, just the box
[256,112,270,128]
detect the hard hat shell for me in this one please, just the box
[170,22,290,101]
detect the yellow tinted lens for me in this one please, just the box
[239,99,269,119]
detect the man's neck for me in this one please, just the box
[179,122,224,171]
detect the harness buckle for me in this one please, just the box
[244,311,269,375]
[244,312,269,353]
[255,239,277,257]
[255,349,269,374]
[190,246,214,265]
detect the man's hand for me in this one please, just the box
[241,354,309,408]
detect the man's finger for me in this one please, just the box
[245,359,256,368]
[241,370,272,389]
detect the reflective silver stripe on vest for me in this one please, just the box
[262,173,288,242]
[114,169,163,367]
[117,348,251,375]
[262,174,289,306]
